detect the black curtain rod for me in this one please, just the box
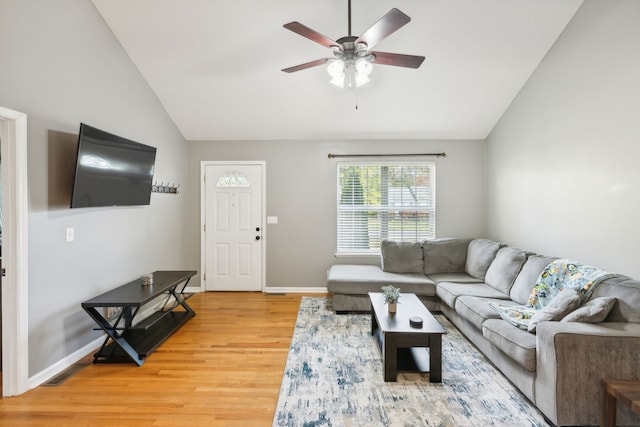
[328,153,446,159]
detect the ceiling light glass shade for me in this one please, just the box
[327,58,372,89]
[354,58,372,86]
[327,59,345,87]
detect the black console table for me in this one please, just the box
[82,270,197,366]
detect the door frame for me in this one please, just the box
[200,161,266,292]
[0,107,29,396]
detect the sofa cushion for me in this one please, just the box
[436,281,510,310]
[427,272,483,284]
[327,265,436,296]
[422,238,471,274]
[589,277,640,323]
[561,296,616,323]
[484,247,529,294]
[528,289,581,333]
[482,319,537,371]
[380,240,424,273]
[454,296,508,330]
[465,239,502,280]
[510,255,558,305]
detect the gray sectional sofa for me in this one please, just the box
[327,238,640,427]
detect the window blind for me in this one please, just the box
[336,162,436,254]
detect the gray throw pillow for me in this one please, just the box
[465,239,502,280]
[484,247,529,295]
[528,289,581,333]
[589,278,640,323]
[561,297,616,323]
[422,238,471,274]
[380,240,424,273]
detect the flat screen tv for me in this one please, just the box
[70,123,157,208]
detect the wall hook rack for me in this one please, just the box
[152,181,180,194]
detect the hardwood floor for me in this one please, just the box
[0,292,321,426]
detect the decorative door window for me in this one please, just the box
[216,171,250,188]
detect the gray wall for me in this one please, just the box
[0,0,188,375]
[186,139,486,289]
[486,0,640,278]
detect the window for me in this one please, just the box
[336,162,436,254]
[216,171,250,188]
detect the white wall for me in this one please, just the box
[486,0,640,277]
[186,139,486,289]
[0,0,188,374]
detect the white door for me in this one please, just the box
[203,163,264,291]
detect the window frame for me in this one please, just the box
[335,160,436,256]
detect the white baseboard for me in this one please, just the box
[187,285,328,294]
[264,286,328,294]
[28,336,104,390]
[184,284,327,294]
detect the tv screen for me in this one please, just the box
[70,123,157,208]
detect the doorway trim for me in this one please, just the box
[0,107,29,396]
[200,161,266,292]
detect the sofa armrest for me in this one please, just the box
[535,321,640,426]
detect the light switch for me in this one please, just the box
[65,227,75,242]
[267,216,278,224]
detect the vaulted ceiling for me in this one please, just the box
[91,0,583,141]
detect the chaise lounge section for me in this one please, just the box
[327,238,640,426]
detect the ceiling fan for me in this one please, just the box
[281,0,425,89]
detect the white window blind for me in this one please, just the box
[337,162,436,254]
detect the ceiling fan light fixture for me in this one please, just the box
[355,58,372,77]
[283,4,422,89]
[327,59,344,77]
[327,59,346,87]
[327,58,372,89]
[329,73,345,88]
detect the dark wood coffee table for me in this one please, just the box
[369,292,446,382]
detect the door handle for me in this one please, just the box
[255,236,261,241]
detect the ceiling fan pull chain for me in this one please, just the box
[354,83,359,110]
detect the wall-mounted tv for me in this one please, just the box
[70,123,157,208]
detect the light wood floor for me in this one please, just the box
[0,292,322,426]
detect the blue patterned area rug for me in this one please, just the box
[273,297,550,427]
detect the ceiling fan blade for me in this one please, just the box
[370,51,425,69]
[282,58,331,73]
[355,8,411,50]
[283,22,340,49]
